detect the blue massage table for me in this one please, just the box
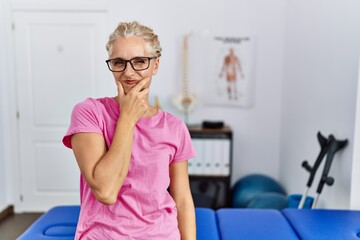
[18,205,360,240]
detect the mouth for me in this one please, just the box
[124,80,138,86]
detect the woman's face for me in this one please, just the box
[109,36,160,94]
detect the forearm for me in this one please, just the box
[91,114,135,203]
[177,197,196,240]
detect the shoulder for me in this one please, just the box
[73,97,106,108]
[162,111,185,126]
[72,97,112,114]
[70,97,117,124]
[160,111,189,133]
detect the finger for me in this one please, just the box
[139,87,150,97]
[132,78,151,92]
[116,81,125,98]
[140,78,152,92]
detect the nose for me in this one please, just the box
[123,62,136,76]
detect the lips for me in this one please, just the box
[124,80,138,85]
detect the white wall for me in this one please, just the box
[280,0,360,209]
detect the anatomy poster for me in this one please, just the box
[205,36,256,107]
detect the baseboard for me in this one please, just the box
[0,205,14,223]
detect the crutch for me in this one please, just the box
[298,132,329,209]
[311,135,348,208]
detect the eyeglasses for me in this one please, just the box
[105,56,157,72]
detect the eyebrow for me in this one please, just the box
[109,56,148,60]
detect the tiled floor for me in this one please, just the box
[0,212,43,240]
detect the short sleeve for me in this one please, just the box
[172,121,196,163]
[62,98,103,149]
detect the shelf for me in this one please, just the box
[188,125,233,209]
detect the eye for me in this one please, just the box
[112,59,125,66]
[132,57,147,65]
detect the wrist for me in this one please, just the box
[118,113,137,128]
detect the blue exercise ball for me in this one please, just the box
[247,192,289,210]
[232,174,287,208]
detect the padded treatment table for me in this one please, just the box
[195,208,220,240]
[18,205,360,240]
[283,208,360,240]
[216,209,299,240]
[18,206,219,240]
[18,205,79,240]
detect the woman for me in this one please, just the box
[62,21,196,240]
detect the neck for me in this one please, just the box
[143,105,158,118]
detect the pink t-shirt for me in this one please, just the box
[62,97,195,240]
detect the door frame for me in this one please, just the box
[0,0,22,212]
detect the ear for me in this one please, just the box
[152,57,160,75]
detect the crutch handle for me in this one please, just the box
[302,161,312,172]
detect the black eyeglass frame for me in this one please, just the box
[105,56,157,72]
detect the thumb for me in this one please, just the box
[116,81,125,98]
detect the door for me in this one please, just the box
[13,11,112,212]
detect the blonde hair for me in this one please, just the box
[106,21,162,57]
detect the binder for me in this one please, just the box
[221,139,231,176]
[190,139,203,175]
[212,139,223,175]
[202,139,214,175]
